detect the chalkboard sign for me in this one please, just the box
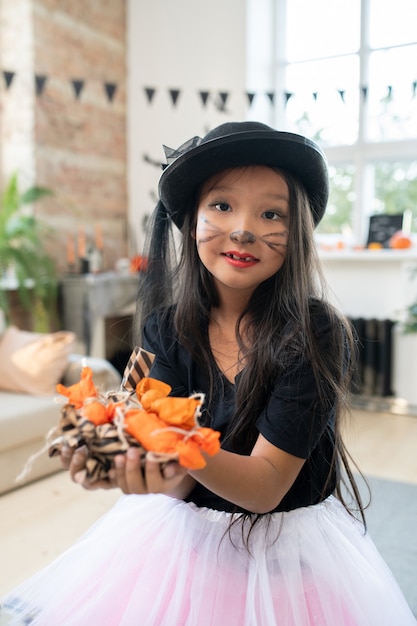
[366,213,404,248]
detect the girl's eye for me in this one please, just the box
[213,202,231,212]
[262,210,281,220]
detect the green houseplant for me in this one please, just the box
[0,173,57,332]
[401,302,417,334]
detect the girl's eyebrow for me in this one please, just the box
[205,185,289,203]
[203,184,233,194]
[264,193,289,203]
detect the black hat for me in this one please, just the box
[158,121,329,229]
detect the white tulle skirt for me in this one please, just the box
[1,494,415,626]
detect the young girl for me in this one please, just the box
[1,121,415,625]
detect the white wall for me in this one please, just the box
[320,251,417,320]
[127,0,249,253]
[0,0,36,188]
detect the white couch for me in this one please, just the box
[0,355,122,495]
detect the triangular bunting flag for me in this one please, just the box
[360,85,368,101]
[216,91,229,112]
[35,74,47,96]
[284,92,293,106]
[144,87,156,103]
[266,92,275,105]
[338,89,346,103]
[312,92,318,101]
[386,85,393,100]
[71,79,84,100]
[412,81,417,98]
[3,70,15,89]
[169,88,181,106]
[104,82,117,102]
[246,92,256,106]
[199,90,210,107]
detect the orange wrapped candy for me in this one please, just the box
[50,353,220,481]
[56,366,98,409]
[124,378,220,469]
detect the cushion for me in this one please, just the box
[0,326,76,396]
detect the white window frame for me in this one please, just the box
[246,0,417,245]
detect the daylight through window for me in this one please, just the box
[247,0,417,245]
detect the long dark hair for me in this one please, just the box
[136,167,367,532]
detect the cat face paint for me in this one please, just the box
[230,230,256,245]
[195,166,289,297]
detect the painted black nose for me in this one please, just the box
[229,230,256,244]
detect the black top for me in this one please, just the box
[143,306,338,514]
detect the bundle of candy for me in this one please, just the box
[48,347,220,482]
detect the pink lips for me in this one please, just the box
[222,250,259,268]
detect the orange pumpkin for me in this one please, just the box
[389,231,413,249]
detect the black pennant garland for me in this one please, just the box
[246,92,256,106]
[199,90,210,106]
[1,72,416,110]
[144,87,156,103]
[104,82,117,102]
[217,91,229,111]
[3,70,15,89]
[71,79,84,100]
[284,92,293,106]
[169,89,181,106]
[35,74,47,95]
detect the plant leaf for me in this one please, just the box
[21,186,53,205]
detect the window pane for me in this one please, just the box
[367,46,417,141]
[285,56,359,145]
[369,0,417,48]
[317,164,355,234]
[373,161,417,232]
[286,0,360,61]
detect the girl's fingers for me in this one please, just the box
[60,444,74,469]
[68,446,88,481]
[145,458,188,494]
[114,448,146,494]
[68,446,188,495]
[113,448,187,495]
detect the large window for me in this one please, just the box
[247,0,417,245]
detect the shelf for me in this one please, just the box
[319,249,417,262]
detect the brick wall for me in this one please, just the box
[1,0,127,274]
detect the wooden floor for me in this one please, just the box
[1,408,417,598]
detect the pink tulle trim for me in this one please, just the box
[1,495,415,625]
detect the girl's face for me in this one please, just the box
[195,166,289,301]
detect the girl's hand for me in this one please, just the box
[61,444,116,490]
[109,447,189,496]
[60,444,194,497]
